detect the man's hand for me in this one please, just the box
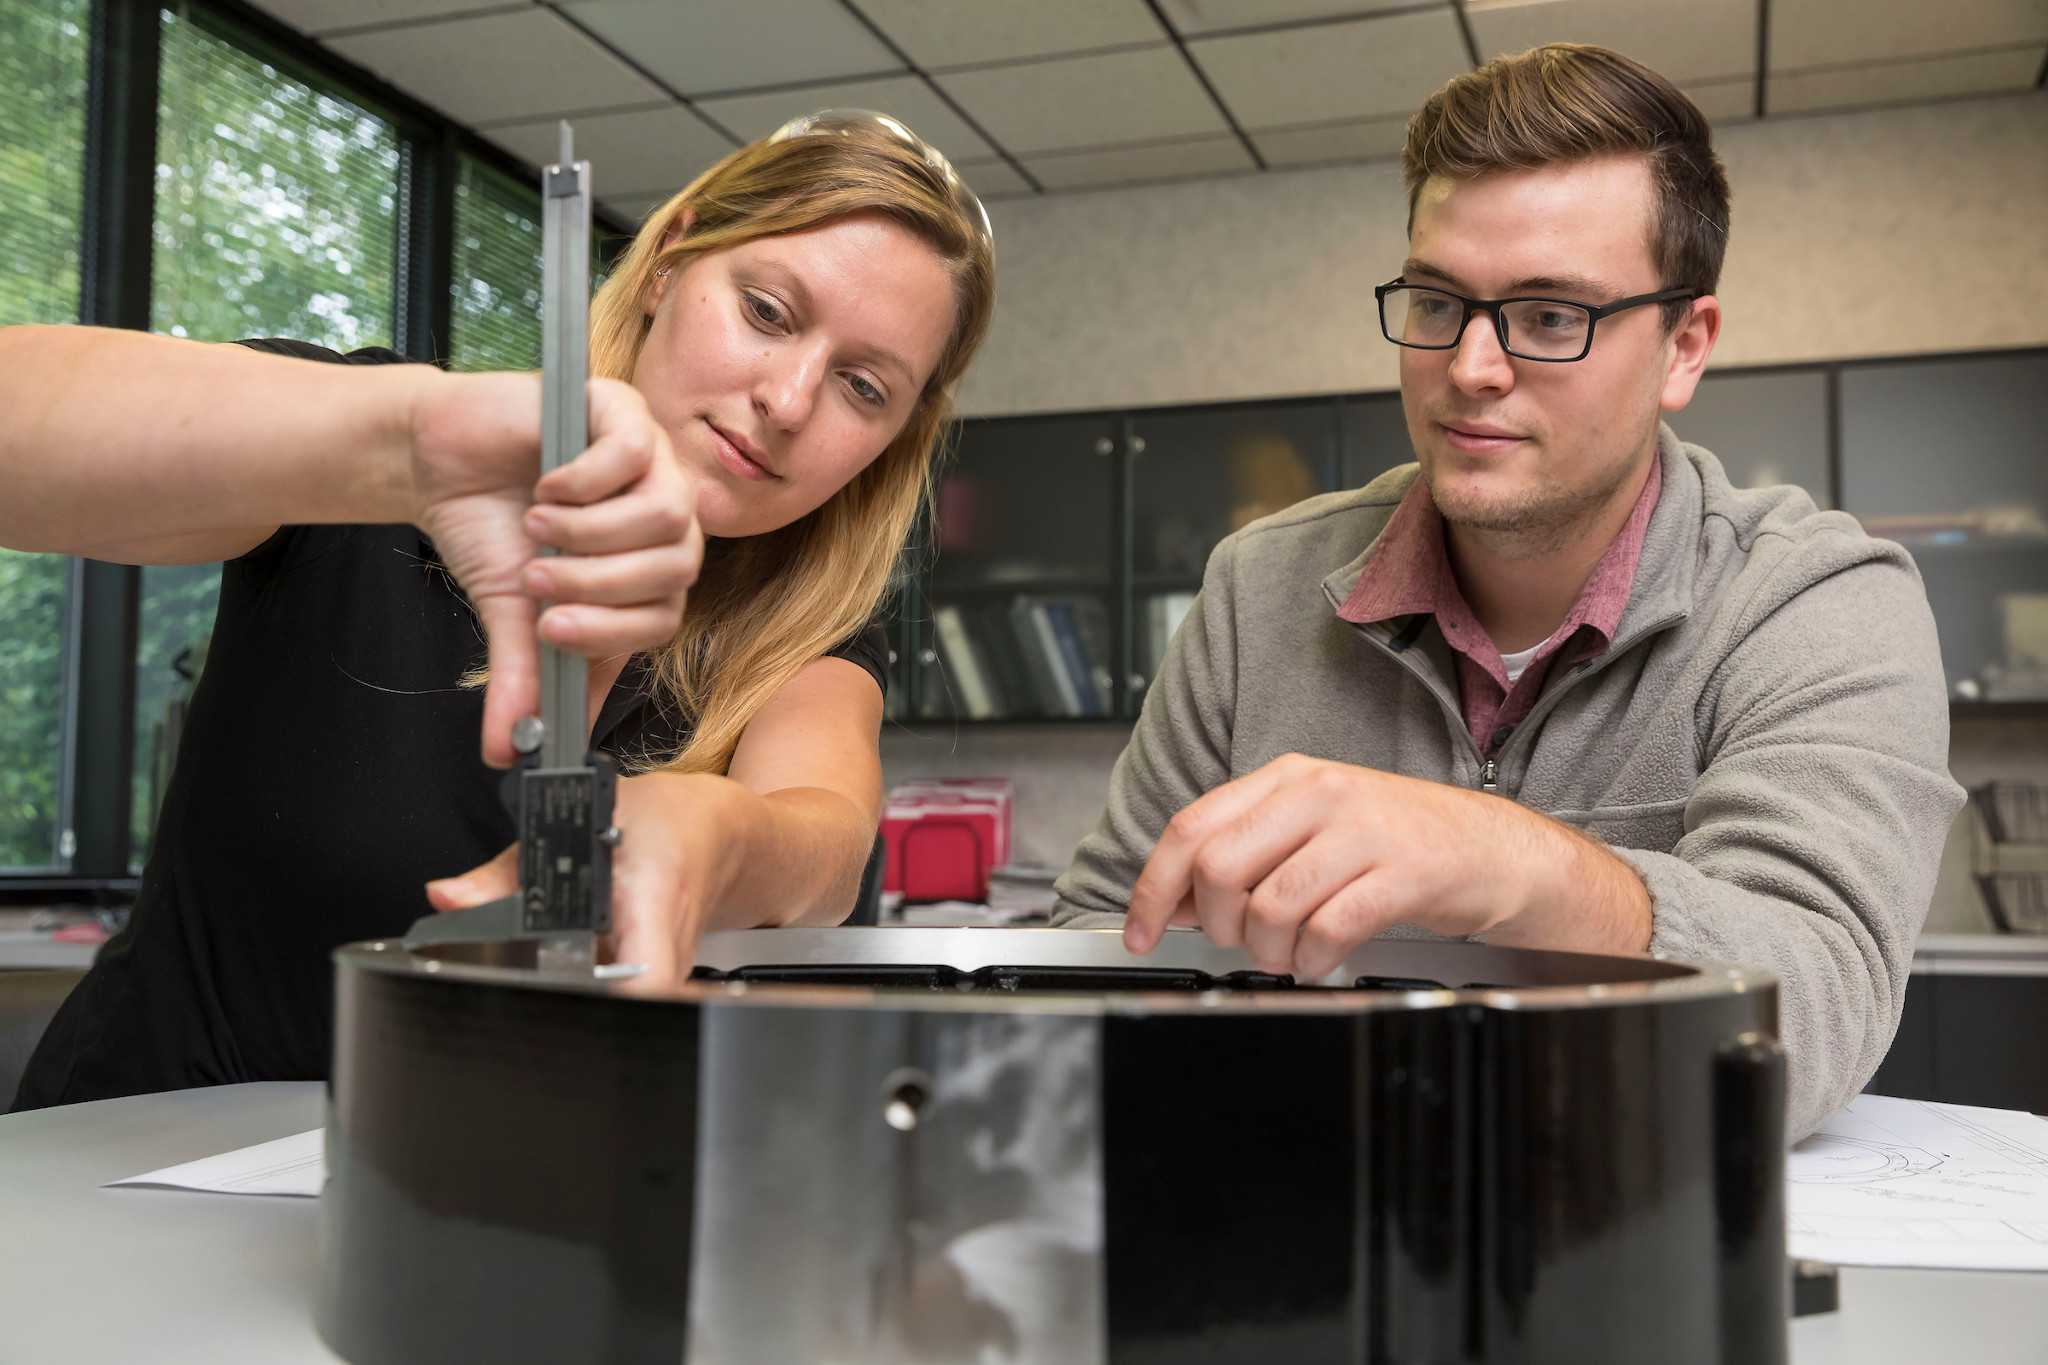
[425,772,742,991]
[406,373,702,768]
[1122,754,1653,977]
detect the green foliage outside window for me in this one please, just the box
[450,156,544,372]
[0,0,89,868]
[151,5,399,349]
[0,554,70,869]
[448,155,613,374]
[1,0,86,324]
[131,8,407,865]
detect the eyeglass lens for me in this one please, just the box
[1380,286,1594,361]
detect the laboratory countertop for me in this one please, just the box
[1,1083,2045,1363]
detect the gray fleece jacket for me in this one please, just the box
[1052,428,1963,1140]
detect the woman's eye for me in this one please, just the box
[743,291,783,327]
[845,373,885,407]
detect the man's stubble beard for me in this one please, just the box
[1420,438,1645,561]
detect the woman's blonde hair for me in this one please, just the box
[589,119,995,774]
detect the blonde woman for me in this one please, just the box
[2,114,995,1109]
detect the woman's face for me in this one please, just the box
[632,211,957,538]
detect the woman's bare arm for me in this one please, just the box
[0,327,433,562]
[0,323,703,766]
[715,653,888,925]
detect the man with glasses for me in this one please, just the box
[1053,44,1961,1138]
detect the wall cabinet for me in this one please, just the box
[1838,352,2048,702]
[889,346,2048,724]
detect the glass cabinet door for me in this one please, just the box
[918,415,1117,721]
[1839,352,2048,701]
[1668,369,1832,508]
[1340,393,1414,490]
[1129,400,1339,699]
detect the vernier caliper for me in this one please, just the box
[506,121,618,970]
[402,123,619,967]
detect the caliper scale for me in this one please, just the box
[507,121,618,970]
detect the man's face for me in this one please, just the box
[1399,154,1710,549]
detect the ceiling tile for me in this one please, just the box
[327,9,665,125]
[1681,76,1756,122]
[936,45,1230,153]
[1771,0,2048,71]
[695,74,996,164]
[1156,0,1423,36]
[246,0,517,38]
[1768,46,2046,114]
[1252,115,1408,167]
[1468,0,1755,86]
[857,0,1165,68]
[557,0,903,95]
[485,105,736,199]
[956,158,1036,198]
[1191,8,1471,127]
[1019,134,1254,190]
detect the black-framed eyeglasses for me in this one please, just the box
[1374,280,1698,363]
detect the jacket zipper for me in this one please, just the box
[1484,611,1688,785]
[1349,611,1686,797]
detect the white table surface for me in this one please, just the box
[0,929,99,969]
[3,1081,2046,1364]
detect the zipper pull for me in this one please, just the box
[1480,759,1498,792]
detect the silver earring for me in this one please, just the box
[654,266,669,277]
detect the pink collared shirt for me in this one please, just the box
[1337,458,1662,758]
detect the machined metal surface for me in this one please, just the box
[536,118,590,776]
[319,929,1787,1365]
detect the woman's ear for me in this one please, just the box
[642,209,697,319]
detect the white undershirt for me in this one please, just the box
[1499,640,1544,686]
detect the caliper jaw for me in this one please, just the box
[510,748,618,971]
[513,752,618,935]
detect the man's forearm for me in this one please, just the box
[1489,802,1654,955]
[0,326,425,555]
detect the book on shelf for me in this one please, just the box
[932,604,997,719]
[927,593,1118,720]
[1021,600,1084,715]
[962,602,1028,716]
[1040,601,1105,720]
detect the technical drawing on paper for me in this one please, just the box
[1787,1093,2048,1271]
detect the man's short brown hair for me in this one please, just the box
[1403,44,1731,327]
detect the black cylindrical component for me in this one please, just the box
[318,947,700,1365]
[318,929,1783,1365]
